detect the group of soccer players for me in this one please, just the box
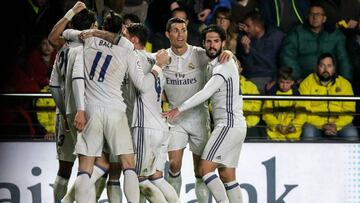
[48,1,247,203]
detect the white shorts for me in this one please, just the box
[133,127,169,177]
[167,124,209,156]
[75,105,134,157]
[56,113,77,162]
[201,125,246,168]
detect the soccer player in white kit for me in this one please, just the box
[163,17,232,202]
[72,11,170,203]
[48,3,101,202]
[124,23,180,203]
[164,25,247,203]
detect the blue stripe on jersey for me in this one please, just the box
[98,55,112,82]
[227,78,234,127]
[135,127,144,175]
[89,52,102,80]
[206,126,230,161]
[72,77,85,80]
[135,90,144,128]
[213,73,226,82]
[204,174,218,185]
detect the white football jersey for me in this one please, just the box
[50,41,84,115]
[83,37,155,110]
[163,45,210,129]
[198,58,246,127]
[131,50,168,131]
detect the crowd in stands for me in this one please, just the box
[1,0,359,141]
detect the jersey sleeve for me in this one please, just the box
[72,47,85,111]
[126,50,157,93]
[49,62,61,88]
[178,73,225,112]
[212,60,232,80]
[62,29,81,41]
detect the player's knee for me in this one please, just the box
[169,159,182,172]
[198,165,211,177]
[218,170,235,183]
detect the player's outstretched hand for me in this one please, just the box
[73,110,87,132]
[162,108,181,121]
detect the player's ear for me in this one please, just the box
[165,31,170,39]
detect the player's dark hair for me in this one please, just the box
[123,13,141,24]
[126,23,149,47]
[166,17,187,32]
[201,24,226,42]
[72,9,97,31]
[103,10,124,33]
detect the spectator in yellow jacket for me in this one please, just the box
[237,60,264,138]
[300,53,359,141]
[36,85,56,140]
[263,67,306,140]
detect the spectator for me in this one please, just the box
[263,66,305,141]
[198,0,231,25]
[25,37,56,89]
[231,0,257,27]
[257,0,311,33]
[299,53,358,141]
[213,7,239,54]
[237,10,284,94]
[313,0,360,36]
[280,3,353,82]
[237,60,264,138]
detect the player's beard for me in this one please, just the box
[206,47,222,59]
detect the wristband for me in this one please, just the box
[151,64,163,74]
[64,9,75,21]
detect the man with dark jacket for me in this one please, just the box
[237,11,284,94]
[280,3,353,82]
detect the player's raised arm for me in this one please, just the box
[48,1,86,49]
[127,49,170,93]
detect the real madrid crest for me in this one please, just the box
[188,62,195,69]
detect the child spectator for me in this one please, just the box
[263,66,306,140]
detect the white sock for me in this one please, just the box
[151,177,180,203]
[74,172,92,203]
[195,177,211,203]
[203,172,229,203]
[95,175,108,200]
[53,176,69,203]
[139,179,167,203]
[88,165,107,202]
[224,180,243,203]
[166,169,182,196]
[107,180,123,203]
[123,169,140,203]
[60,184,75,203]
